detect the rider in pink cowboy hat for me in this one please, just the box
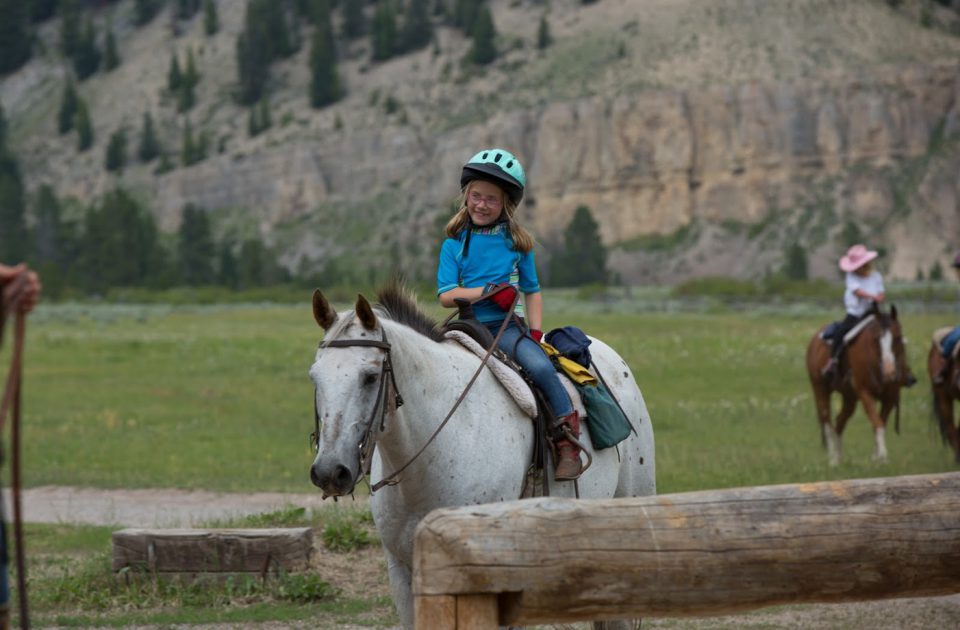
[822,244,885,378]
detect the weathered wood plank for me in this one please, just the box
[414,594,456,629]
[456,594,499,629]
[112,528,313,573]
[414,473,960,625]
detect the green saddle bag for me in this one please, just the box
[576,380,632,450]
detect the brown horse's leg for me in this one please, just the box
[826,390,857,466]
[933,385,960,463]
[856,392,888,463]
[814,387,840,465]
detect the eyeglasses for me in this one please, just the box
[468,191,502,208]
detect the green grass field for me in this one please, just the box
[4,292,958,627]
[6,295,957,495]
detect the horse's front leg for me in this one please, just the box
[383,546,414,629]
[858,392,888,463]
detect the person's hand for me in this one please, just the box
[874,293,885,304]
[0,263,42,314]
[529,328,543,342]
[483,282,518,311]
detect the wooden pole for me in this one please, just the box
[413,472,960,628]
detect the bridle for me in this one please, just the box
[310,326,403,497]
[310,291,520,496]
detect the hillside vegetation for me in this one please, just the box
[1,0,959,291]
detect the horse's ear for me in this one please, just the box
[891,304,898,320]
[312,289,338,330]
[356,294,378,331]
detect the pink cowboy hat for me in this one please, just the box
[839,244,878,272]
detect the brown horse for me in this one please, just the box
[928,335,960,463]
[806,304,915,466]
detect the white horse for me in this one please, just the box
[308,283,656,629]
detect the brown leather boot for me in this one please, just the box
[554,411,583,481]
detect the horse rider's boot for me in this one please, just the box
[821,357,838,379]
[554,410,583,481]
[903,371,918,388]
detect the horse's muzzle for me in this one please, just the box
[310,460,356,497]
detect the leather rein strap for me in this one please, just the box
[0,274,31,629]
[369,291,519,492]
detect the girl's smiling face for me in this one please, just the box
[465,180,505,226]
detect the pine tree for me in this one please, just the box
[73,15,101,80]
[60,0,81,56]
[203,0,219,35]
[177,203,216,285]
[238,238,266,288]
[29,0,57,23]
[168,52,182,92]
[79,188,165,291]
[135,0,163,26]
[31,184,76,298]
[0,0,32,75]
[181,118,196,165]
[75,98,93,151]
[550,205,608,287]
[178,0,202,19]
[342,0,366,38]
[178,49,199,112]
[236,30,268,104]
[310,13,342,108]
[783,242,808,280]
[58,79,79,134]
[105,128,127,172]
[103,27,120,71]
[138,111,161,162]
[454,0,479,33]
[468,6,496,65]
[401,0,432,52]
[537,14,551,50]
[371,1,398,61]
[217,241,239,289]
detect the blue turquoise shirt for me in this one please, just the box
[437,223,541,323]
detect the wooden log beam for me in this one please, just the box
[112,528,313,574]
[413,473,960,627]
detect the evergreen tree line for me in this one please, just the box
[6,184,290,299]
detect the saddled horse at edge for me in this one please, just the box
[805,304,915,466]
[308,281,656,629]
[928,332,960,464]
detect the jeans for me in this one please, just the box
[943,326,960,358]
[831,313,862,359]
[484,319,573,417]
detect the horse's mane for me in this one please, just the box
[375,278,446,343]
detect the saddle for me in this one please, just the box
[821,315,876,347]
[933,326,960,361]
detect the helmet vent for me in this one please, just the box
[506,160,513,168]
[481,152,489,160]
[494,153,502,162]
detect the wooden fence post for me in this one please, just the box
[413,472,960,628]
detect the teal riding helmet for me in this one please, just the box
[460,148,526,205]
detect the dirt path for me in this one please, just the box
[12,486,960,629]
[2,485,337,527]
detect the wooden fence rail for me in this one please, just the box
[413,472,960,628]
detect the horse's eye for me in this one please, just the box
[363,373,378,386]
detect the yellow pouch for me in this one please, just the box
[540,342,598,386]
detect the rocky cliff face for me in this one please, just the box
[143,63,959,283]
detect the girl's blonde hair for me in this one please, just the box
[444,180,535,253]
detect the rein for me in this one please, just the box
[311,329,403,497]
[1,274,31,629]
[369,292,519,492]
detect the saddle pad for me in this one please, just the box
[818,315,875,344]
[844,315,875,344]
[443,331,537,418]
[933,326,960,360]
